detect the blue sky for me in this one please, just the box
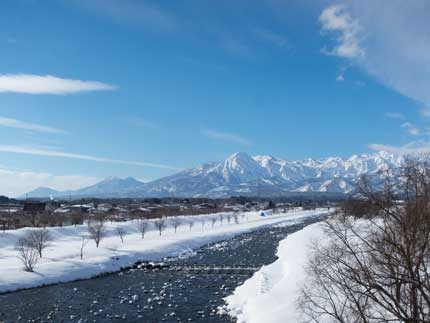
[1,0,430,196]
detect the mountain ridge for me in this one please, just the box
[23,151,403,199]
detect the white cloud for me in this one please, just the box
[0,116,68,134]
[203,129,251,146]
[385,112,404,119]
[369,141,430,156]
[0,145,183,171]
[401,122,420,136]
[319,5,365,59]
[320,1,430,109]
[336,74,345,81]
[0,74,115,94]
[0,166,99,197]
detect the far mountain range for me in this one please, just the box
[23,151,404,199]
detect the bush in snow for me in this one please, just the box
[200,218,206,229]
[16,238,39,272]
[137,219,149,238]
[88,219,105,248]
[154,217,166,236]
[170,217,182,233]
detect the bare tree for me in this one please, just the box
[170,217,182,233]
[211,216,217,228]
[80,236,89,260]
[219,214,224,225]
[71,211,83,226]
[188,219,194,231]
[299,158,430,323]
[25,228,52,258]
[154,217,166,236]
[226,213,232,224]
[116,227,126,243]
[16,238,39,272]
[88,219,105,248]
[233,212,239,224]
[200,218,206,229]
[240,212,246,222]
[137,219,149,238]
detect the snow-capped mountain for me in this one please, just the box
[141,151,403,197]
[23,151,404,198]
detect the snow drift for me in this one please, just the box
[224,221,327,323]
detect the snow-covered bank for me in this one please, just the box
[224,221,326,323]
[0,209,329,293]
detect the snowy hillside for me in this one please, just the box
[24,151,403,198]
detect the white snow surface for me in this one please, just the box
[225,221,327,323]
[0,209,329,293]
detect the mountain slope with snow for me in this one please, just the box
[23,151,404,198]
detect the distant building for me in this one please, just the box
[23,202,47,213]
[23,202,47,226]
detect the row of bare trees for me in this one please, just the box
[299,158,430,323]
[15,212,246,272]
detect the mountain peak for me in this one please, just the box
[226,152,252,161]
[102,176,120,182]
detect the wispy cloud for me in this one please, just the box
[385,112,404,120]
[401,122,420,136]
[0,145,182,171]
[0,116,68,134]
[0,74,115,94]
[319,5,365,59]
[126,117,158,129]
[203,129,251,146]
[0,165,100,197]
[369,141,430,156]
[251,27,289,49]
[420,107,430,118]
[73,0,178,32]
